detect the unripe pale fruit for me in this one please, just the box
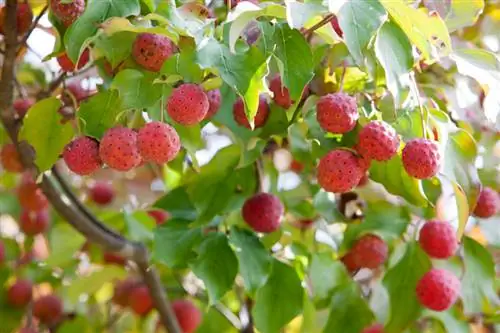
[148,209,170,225]
[167,84,209,125]
[13,98,35,118]
[357,121,399,161]
[205,89,222,119]
[18,181,48,211]
[113,279,140,307]
[50,0,86,27]
[128,285,154,316]
[7,279,33,307]
[402,138,441,179]
[99,127,141,171]
[33,295,63,325]
[137,122,181,164]
[103,252,126,266]
[349,234,388,269]
[89,182,115,206]
[242,193,284,233]
[362,323,384,333]
[316,93,358,134]
[317,149,364,193]
[416,269,460,311]
[233,96,270,129]
[172,299,202,333]
[1,143,23,173]
[0,3,33,35]
[20,209,50,236]
[269,75,292,109]
[473,187,499,218]
[63,137,102,175]
[418,220,458,259]
[57,49,90,73]
[132,33,176,72]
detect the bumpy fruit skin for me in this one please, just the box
[113,279,140,307]
[416,269,460,311]
[172,300,202,333]
[473,187,500,218]
[362,324,384,333]
[50,0,85,27]
[233,96,270,129]
[148,209,170,225]
[20,209,50,236]
[89,182,115,206]
[63,137,102,175]
[13,98,35,118]
[33,295,63,325]
[99,127,142,171]
[57,49,90,72]
[0,3,33,35]
[205,89,222,119]
[103,252,126,266]
[242,193,284,233]
[317,149,364,193]
[350,234,388,269]
[1,143,23,173]
[18,181,49,211]
[419,220,458,259]
[316,93,358,134]
[128,285,154,316]
[330,16,343,38]
[7,279,33,307]
[402,138,441,179]
[269,76,292,109]
[137,122,181,164]
[357,121,400,161]
[167,84,209,125]
[132,33,176,72]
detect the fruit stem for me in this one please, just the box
[410,72,428,140]
[303,14,335,37]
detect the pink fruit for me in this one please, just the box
[7,279,33,307]
[1,143,23,173]
[473,187,500,218]
[242,193,284,233]
[418,220,458,259]
[20,209,50,236]
[99,127,141,171]
[317,149,364,193]
[350,234,388,269]
[269,75,292,109]
[172,299,202,333]
[233,95,270,129]
[357,121,399,161]
[63,136,102,175]
[66,81,95,102]
[13,98,35,118]
[128,285,154,316]
[204,89,222,119]
[137,121,181,164]
[416,269,460,311]
[50,0,85,27]
[89,182,115,206]
[132,33,176,72]
[113,279,140,307]
[316,92,358,134]
[402,138,441,179]
[167,84,209,125]
[33,295,63,325]
[362,323,384,333]
[18,180,48,211]
[57,49,90,73]
[148,209,170,225]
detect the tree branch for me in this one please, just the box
[303,14,335,38]
[17,5,48,54]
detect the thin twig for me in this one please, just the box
[239,297,254,333]
[409,72,428,139]
[17,5,48,53]
[338,61,347,92]
[14,77,27,98]
[303,14,335,37]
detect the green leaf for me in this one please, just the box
[285,2,328,29]
[324,282,374,333]
[338,0,387,66]
[46,224,86,266]
[154,186,198,220]
[93,31,135,68]
[374,21,412,105]
[383,242,432,333]
[191,233,238,304]
[309,252,350,301]
[78,90,122,139]
[124,211,155,242]
[58,316,92,333]
[160,47,203,84]
[452,48,500,87]
[461,237,499,315]
[379,0,451,61]
[228,227,272,294]
[111,69,163,110]
[153,222,203,268]
[64,0,141,62]
[425,309,469,333]
[100,16,179,43]
[424,0,484,32]
[253,259,304,333]
[19,97,74,172]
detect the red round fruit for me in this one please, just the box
[113,278,140,307]
[7,279,33,307]
[63,136,102,175]
[89,182,115,206]
[416,269,460,311]
[0,3,33,35]
[357,121,399,161]
[99,127,141,171]
[269,75,292,109]
[233,95,270,129]
[341,252,358,272]
[290,160,304,173]
[33,295,63,325]
[172,299,202,333]
[473,187,500,218]
[13,98,35,118]
[317,149,364,193]
[402,138,441,179]
[20,209,50,236]
[1,143,23,173]
[316,92,358,134]
[50,0,85,27]
[330,16,343,38]
[148,209,170,225]
[204,89,222,119]
[167,84,209,125]
[242,193,284,233]
[362,323,384,333]
[418,220,458,259]
[18,181,48,211]
[350,234,388,269]
[137,121,181,164]
[132,33,176,72]
[103,252,127,266]
[128,285,154,316]
[57,49,90,73]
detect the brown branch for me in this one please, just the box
[303,14,335,37]
[17,5,48,54]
